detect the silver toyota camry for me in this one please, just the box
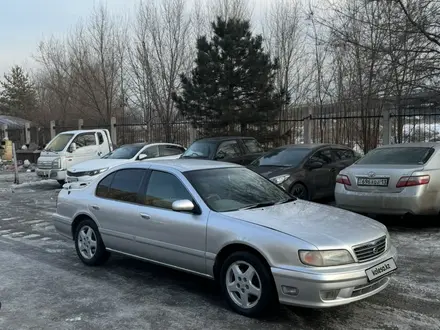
[54,159,397,317]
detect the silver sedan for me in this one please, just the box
[54,159,397,317]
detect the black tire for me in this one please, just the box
[57,180,65,186]
[290,183,309,200]
[220,251,278,317]
[74,218,110,266]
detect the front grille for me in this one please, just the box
[38,161,52,169]
[67,171,86,177]
[353,236,387,262]
[351,277,389,297]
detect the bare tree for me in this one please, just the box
[129,0,193,142]
[208,0,253,22]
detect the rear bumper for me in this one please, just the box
[36,168,66,181]
[53,213,73,239]
[272,246,397,308]
[335,184,439,215]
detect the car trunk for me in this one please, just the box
[344,164,425,193]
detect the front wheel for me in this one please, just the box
[74,219,110,266]
[220,251,278,317]
[290,183,308,200]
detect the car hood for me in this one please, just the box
[69,159,130,172]
[225,200,387,249]
[249,165,300,178]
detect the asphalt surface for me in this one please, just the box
[0,172,439,330]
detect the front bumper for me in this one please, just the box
[271,246,397,308]
[334,184,439,215]
[36,168,66,181]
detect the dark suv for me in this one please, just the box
[180,136,264,165]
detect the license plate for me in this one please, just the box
[357,177,389,187]
[68,177,78,182]
[365,258,397,281]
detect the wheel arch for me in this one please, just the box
[71,213,98,239]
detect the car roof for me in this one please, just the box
[277,143,350,150]
[116,158,239,172]
[58,129,102,134]
[120,142,183,148]
[194,136,256,143]
[376,142,440,149]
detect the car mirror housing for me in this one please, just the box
[308,161,323,170]
[69,142,77,153]
[138,154,148,161]
[172,199,195,212]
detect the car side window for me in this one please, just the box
[242,139,263,153]
[97,132,104,145]
[73,133,97,149]
[159,145,185,157]
[143,171,193,210]
[335,149,354,160]
[101,169,146,203]
[309,149,332,164]
[215,140,241,159]
[96,173,115,198]
[141,145,159,159]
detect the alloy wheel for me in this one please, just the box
[77,225,97,260]
[225,261,262,309]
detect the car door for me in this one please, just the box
[66,132,100,169]
[214,140,244,164]
[135,169,208,274]
[89,168,149,255]
[305,148,334,198]
[95,131,108,157]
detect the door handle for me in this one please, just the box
[140,213,151,220]
[91,205,100,210]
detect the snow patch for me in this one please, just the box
[65,316,82,322]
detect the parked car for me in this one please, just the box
[335,142,440,216]
[180,136,264,165]
[36,129,113,185]
[54,159,397,317]
[249,144,357,200]
[66,142,185,185]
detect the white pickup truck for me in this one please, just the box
[36,129,113,185]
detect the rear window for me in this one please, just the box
[243,139,263,153]
[357,147,434,165]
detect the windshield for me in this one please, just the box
[357,147,434,165]
[184,167,293,212]
[252,147,311,167]
[44,134,74,152]
[102,144,144,159]
[181,140,216,159]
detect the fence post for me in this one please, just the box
[189,126,197,145]
[25,122,31,145]
[303,107,312,144]
[1,124,8,140]
[110,117,117,146]
[78,119,84,130]
[382,110,391,145]
[50,120,56,140]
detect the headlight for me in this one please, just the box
[51,158,61,169]
[86,168,108,176]
[270,174,290,185]
[299,250,354,267]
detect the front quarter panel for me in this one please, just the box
[206,212,317,277]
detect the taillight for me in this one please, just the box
[396,175,430,188]
[336,174,351,186]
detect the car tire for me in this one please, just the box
[290,183,308,200]
[74,219,110,266]
[57,180,65,186]
[220,251,278,317]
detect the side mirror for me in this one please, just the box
[172,199,195,212]
[138,154,148,161]
[308,161,323,170]
[70,142,77,153]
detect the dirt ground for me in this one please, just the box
[0,173,439,330]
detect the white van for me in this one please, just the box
[36,129,113,185]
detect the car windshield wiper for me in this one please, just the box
[239,201,277,210]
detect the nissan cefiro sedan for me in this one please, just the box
[335,142,440,216]
[54,159,397,317]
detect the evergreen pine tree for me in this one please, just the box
[173,17,288,143]
[0,65,37,118]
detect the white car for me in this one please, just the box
[66,142,185,185]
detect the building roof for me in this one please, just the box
[0,115,32,130]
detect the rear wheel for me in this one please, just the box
[220,251,278,317]
[290,183,308,200]
[74,219,110,266]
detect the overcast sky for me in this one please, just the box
[0,0,270,78]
